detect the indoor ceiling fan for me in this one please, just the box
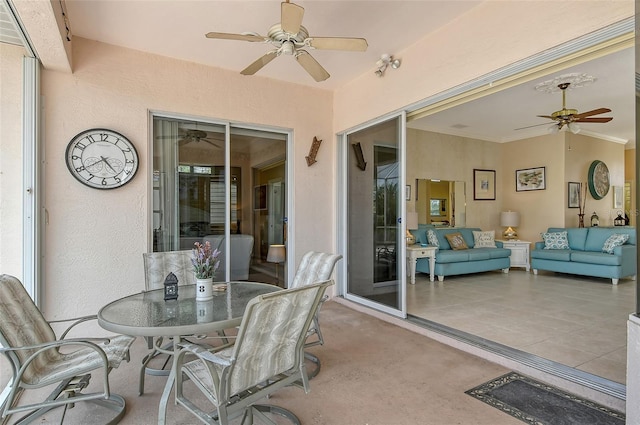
[157,129,222,148]
[204,0,368,82]
[520,82,613,134]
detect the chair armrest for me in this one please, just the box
[177,342,234,366]
[48,314,99,339]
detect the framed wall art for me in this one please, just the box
[405,185,411,201]
[613,185,623,209]
[568,182,581,208]
[473,169,496,200]
[516,167,546,191]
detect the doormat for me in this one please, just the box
[465,372,625,425]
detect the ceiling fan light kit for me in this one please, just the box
[205,1,368,82]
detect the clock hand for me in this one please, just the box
[100,156,118,174]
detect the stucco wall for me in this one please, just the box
[0,43,26,279]
[40,38,334,318]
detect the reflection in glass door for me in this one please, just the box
[344,114,406,317]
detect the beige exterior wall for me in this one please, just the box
[40,38,334,318]
[0,43,26,279]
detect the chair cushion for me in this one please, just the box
[541,231,569,250]
[602,234,630,254]
[472,230,496,248]
[445,233,468,250]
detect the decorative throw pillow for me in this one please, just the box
[427,229,439,247]
[602,233,630,254]
[541,231,569,250]
[445,232,468,250]
[472,230,496,248]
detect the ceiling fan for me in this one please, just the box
[522,82,613,133]
[204,1,368,82]
[157,129,222,148]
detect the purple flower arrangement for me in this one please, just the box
[191,241,221,279]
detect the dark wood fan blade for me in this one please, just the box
[573,108,612,119]
[241,52,278,75]
[205,32,265,42]
[575,117,613,123]
[308,37,368,51]
[202,139,222,149]
[281,2,304,34]
[296,51,330,82]
[536,115,556,120]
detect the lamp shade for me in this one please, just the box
[406,212,419,230]
[267,245,286,263]
[500,211,520,227]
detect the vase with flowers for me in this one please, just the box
[191,241,221,301]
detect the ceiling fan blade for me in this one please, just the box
[575,117,613,123]
[536,115,556,120]
[514,122,554,131]
[307,37,368,51]
[281,2,304,34]
[296,51,330,82]
[573,108,612,119]
[205,32,265,42]
[241,51,278,75]
[203,139,222,149]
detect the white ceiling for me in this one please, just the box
[63,1,634,148]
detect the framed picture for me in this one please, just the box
[516,167,546,191]
[473,169,496,200]
[405,185,411,201]
[613,185,623,209]
[568,182,581,208]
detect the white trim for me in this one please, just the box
[22,56,41,307]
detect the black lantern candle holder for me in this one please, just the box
[163,272,179,300]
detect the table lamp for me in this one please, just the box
[500,211,520,240]
[406,212,419,245]
[267,244,286,284]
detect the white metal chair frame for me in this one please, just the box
[174,280,334,425]
[0,274,134,425]
[290,251,342,378]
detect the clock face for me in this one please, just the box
[588,160,610,200]
[65,129,139,189]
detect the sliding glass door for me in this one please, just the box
[151,115,288,285]
[341,113,407,318]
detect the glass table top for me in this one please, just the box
[98,281,280,337]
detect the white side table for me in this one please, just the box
[406,245,438,283]
[497,239,531,271]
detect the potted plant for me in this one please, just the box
[191,241,221,301]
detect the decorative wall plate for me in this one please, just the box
[587,160,610,200]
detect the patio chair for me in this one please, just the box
[139,250,197,395]
[174,280,334,425]
[0,274,134,425]
[290,251,342,378]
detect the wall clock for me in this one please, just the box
[587,160,610,200]
[65,128,139,189]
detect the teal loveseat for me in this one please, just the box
[411,227,511,282]
[531,227,637,285]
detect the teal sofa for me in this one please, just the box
[411,227,511,282]
[531,227,637,285]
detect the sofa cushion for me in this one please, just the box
[531,249,571,261]
[435,250,469,263]
[472,230,496,248]
[585,227,622,251]
[488,247,512,259]
[467,250,491,261]
[445,232,468,250]
[602,233,630,254]
[541,231,569,250]
[571,251,623,266]
[427,229,439,247]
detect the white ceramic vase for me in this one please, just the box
[195,277,214,301]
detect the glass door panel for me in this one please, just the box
[344,114,406,317]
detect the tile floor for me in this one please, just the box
[406,268,635,384]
